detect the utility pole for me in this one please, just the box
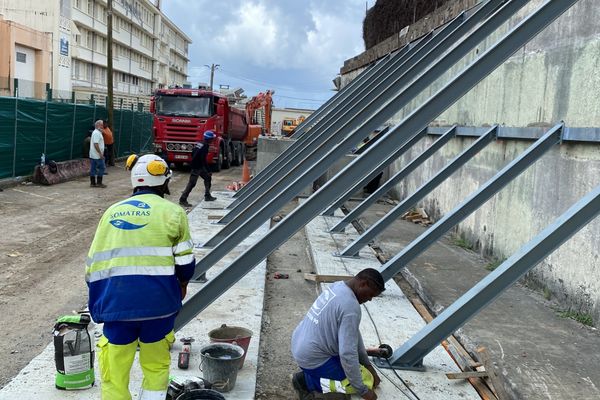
[205,63,220,92]
[106,0,114,129]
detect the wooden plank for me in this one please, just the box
[446,371,489,380]
[477,346,510,400]
[207,215,223,220]
[304,273,353,283]
[405,293,497,400]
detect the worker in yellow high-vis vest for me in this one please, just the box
[85,154,196,400]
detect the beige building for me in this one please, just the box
[0,0,191,108]
[0,15,52,98]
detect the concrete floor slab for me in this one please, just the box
[0,191,268,399]
[303,207,480,399]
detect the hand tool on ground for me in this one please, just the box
[177,337,195,369]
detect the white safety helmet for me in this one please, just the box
[126,154,172,188]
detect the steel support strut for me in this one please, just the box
[324,125,456,219]
[378,123,563,281]
[232,54,393,199]
[229,41,420,204]
[204,0,518,251]
[337,127,497,251]
[321,127,432,217]
[378,183,600,369]
[174,0,578,330]
[223,30,441,213]
[192,0,549,276]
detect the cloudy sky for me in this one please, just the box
[161,0,372,110]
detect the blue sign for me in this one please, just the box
[60,38,69,56]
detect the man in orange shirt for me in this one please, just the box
[102,120,115,166]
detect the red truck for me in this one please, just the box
[150,88,272,171]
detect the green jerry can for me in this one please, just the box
[53,314,95,390]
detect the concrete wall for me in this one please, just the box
[256,136,357,197]
[390,134,600,320]
[339,0,600,323]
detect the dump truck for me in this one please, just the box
[150,88,272,171]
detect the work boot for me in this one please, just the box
[96,176,107,188]
[292,371,312,400]
[179,199,193,208]
[204,194,217,202]
[90,176,96,187]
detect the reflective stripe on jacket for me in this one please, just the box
[86,192,195,322]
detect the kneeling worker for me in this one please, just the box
[291,268,384,400]
[86,154,196,399]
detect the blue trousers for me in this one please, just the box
[90,158,106,177]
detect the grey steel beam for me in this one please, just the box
[231,41,420,202]
[336,127,496,250]
[379,123,563,281]
[207,0,518,243]
[378,183,600,369]
[233,54,395,199]
[226,29,439,210]
[177,0,575,323]
[291,52,399,139]
[321,127,432,217]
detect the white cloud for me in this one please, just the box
[161,0,367,108]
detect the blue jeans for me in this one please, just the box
[90,158,105,177]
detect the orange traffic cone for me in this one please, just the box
[241,159,251,184]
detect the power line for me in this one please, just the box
[217,67,333,94]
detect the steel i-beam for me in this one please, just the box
[192,0,552,276]
[230,39,426,204]
[323,125,457,218]
[321,127,433,217]
[337,127,497,251]
[377,183,600,370]
[233,53,395,199]
[175,0,575,326]
[226,30,440,210]
[379,123,563,282]
[205,0,518,248]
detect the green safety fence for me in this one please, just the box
[0,96,153,180]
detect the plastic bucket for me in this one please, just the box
[199,343,244,393]
[208,324,252,369]
[176,389,226,400]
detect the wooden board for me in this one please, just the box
[304,273,353,283]
[446,371,489,380]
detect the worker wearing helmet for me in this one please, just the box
[85,154,196,400]
[179,130,217,208]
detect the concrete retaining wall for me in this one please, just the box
[256,136,359,197]
[339,0,600,323]
[389,134,600,322]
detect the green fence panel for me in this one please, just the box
[46,102,74,162]
[15,99,46,177]
[0,98,16,179]
[0,96,153,179]
[72,104,97,159]
[119,111,134,157]
[139,112,152,153]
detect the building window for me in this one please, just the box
[75,0,82,10]
[87,0,93,15]
[16,52,27,63]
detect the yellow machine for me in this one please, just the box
[281,115,306,136]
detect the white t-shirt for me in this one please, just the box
[89,129,105,159]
